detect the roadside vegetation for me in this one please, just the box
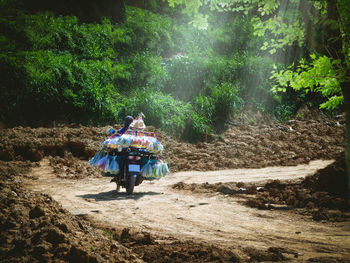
[0,0,344,140]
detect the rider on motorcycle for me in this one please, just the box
[117,115,134,135]
[109,116,134,137]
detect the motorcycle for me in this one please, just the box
[106,147,157,194]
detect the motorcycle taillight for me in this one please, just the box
[128,155,141,160]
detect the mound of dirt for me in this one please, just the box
[243,247,298,262]
[155,118,344,172]
[86,219,301,262]
[0,118,345,174]
[93,226,241,263]
[171,153,349,222]
[49,154,101,179]
[244,154,349,221]
[0,162,143,263]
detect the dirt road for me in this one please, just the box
[25,159,350,261]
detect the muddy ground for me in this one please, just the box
[0,113,349,262]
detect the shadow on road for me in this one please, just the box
[77,190,160,201]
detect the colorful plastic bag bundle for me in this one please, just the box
[140,159,170,180]
[151,141,164,153]
[130,135,152,148]
[108,156,120,174]
[140,160,153,179]
[96,154,110,171]
[152,160,170,179]
[104,137,121,149]
[161,162,170,175]
[152,162,163,178]
[117,134,132,148]
[105,133,164,153]
[88,148,106,167]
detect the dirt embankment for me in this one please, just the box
[0,162,142,262]
[0,117,345,172]
[172,154,349,222]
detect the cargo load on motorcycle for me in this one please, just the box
[88,113,170,194]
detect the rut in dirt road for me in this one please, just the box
[25,159,350,262]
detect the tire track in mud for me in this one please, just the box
[25,159,350,261]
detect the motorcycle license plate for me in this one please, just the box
[128,164,140,172]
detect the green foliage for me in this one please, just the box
[10,50,122,122]
[6,0,347,144]
[273,104,296,121]
[0,6,131,123]
[163,52,242,100]
[193,95,214,122]
[122,52,166,91]
[0,5,175,124]
[210,82,242,124]
[163,53,206,100]
[165,0,350,116]
[271,55,344,110]
[25,14,123,59]
[121,7,176,57]
[207,12,259,55]
[183,112,212,142]
[121,89,191,136]
[191,82,242,130]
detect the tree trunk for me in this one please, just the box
[324,0,349,202]
[341,81,350,202]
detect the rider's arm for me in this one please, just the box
[117,127,127,135]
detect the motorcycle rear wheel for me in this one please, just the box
[126,175,136,195]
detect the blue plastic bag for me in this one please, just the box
[161,163,170,175]
[89,148,105,167]
[141,160,153,179]
[108,156,120,174]
[96,154,109,171]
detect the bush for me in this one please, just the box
[183,112,212,142]
[193,95,214,122]
[24,50,124,122]
[121,52,167,91]
[210,82,242,125]
[187,83,242,138]
[273,104,297,121]
[25,14,124,60]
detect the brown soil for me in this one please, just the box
[0,161,251,263]
[243,154,349,219]
[172,154,349,222]
[0,162,142,263]
[0,116,349,262]
[24,158,350,262]
[0,117,345,172]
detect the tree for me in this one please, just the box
[165,0,350,200]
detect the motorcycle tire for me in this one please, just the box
[126,174,136,195]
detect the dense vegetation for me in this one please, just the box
[0,0,342,140]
